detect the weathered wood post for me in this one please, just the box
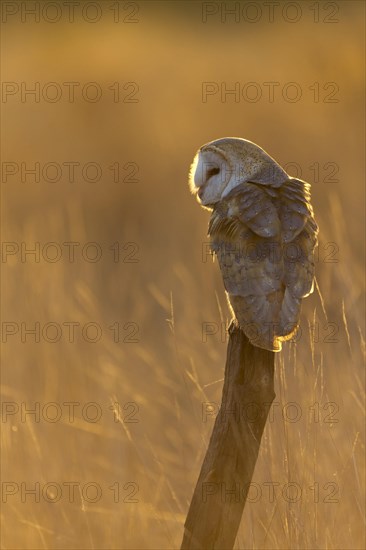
[181,321,275,549]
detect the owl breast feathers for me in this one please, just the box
[189,138,319,352]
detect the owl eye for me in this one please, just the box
[207,167,220,178]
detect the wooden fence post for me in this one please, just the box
[181,321,275,549]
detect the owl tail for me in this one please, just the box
[277,289,302,341]
[228,293,283,352]
[228,290,302,352]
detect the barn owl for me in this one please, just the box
[189,137,318,352]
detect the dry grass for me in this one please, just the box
[1,2,365,548]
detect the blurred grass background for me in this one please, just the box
[1,1,365,548]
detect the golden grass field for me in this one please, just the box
[1,1,365,548]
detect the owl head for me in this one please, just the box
[189,137,288,208]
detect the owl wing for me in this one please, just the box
[218,232,284,352]
[279,178,315,242]
[234,182,280,238]
[278,179,318,335]
[210,183,283,296]
[210,179,318,351]
[210,186,284,351]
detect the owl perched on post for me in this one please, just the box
[189,137,318,352]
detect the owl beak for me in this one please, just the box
[196,183,215,209]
